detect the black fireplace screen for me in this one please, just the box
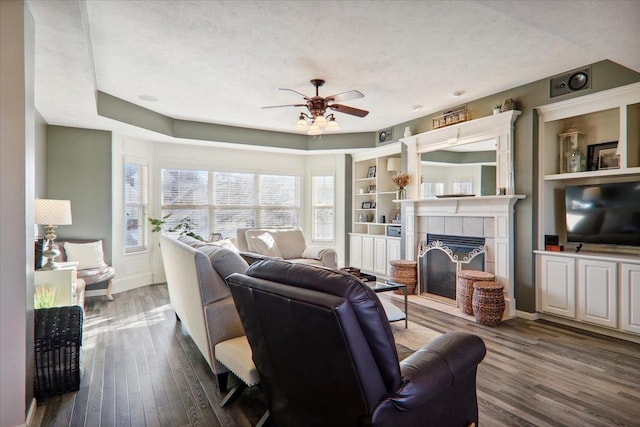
[419,234,485,299]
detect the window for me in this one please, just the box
[451,179,473,194]
[422,180,446,198]
[161,168,300,239]
[312,175,335,242]
[124,161,148,253]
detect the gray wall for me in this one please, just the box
[392,60,640,312]
[46,126,113,263]
[35,111,47,198]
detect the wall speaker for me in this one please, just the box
[550,67,591,98]
[378,128,393,144]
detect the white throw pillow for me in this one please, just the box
[205,238,239,253]
[250,232,282,258]
[64,241,107,270]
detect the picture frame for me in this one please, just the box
[367,185,376,193]
[587,141,619,171]
[372,202,376,209]
[367,165,376,178]
[362,202,372,209]
[599,148,620,170]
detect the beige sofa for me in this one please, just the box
[235,227,338,269]
[159,234,255,388]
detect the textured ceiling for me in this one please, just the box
[28,0,640,139]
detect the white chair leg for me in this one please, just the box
[107,279,114,301]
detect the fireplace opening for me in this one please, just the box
[418,234,485,300]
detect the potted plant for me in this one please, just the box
[391,172,410,199]
[148,214,205,241]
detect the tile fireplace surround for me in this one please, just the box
[402,196,524,318]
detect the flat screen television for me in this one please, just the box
[565,181,640,247]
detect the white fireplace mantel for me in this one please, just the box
[399,111,524,318]
[403,196,524,318]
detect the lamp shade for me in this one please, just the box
[35,199,72,225]
[387,157,402,172]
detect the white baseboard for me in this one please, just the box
[114,272,154,294]
[26,397,37,427]
[515,310,540,320]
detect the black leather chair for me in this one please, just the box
[226,259,487,427]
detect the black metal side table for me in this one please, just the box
[34,305,83,400]
[368,280,408,328]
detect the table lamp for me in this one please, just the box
[35,199,72,270]
[387,157,401,173]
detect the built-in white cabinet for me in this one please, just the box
[387,238,401,267]
[349,234,401,278]
[535,82,640,339]
[536,251,640,337]
[373,237,387,275]
[349,142,403,277]
[361,235,374,273]
[539,254,576,318]
[577,259,617,328]
[349,234,363,270]
[621,263,640,334]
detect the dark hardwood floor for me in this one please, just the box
[35,284,640,427]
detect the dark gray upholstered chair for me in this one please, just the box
[226,259,487,427]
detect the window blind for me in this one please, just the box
[312,175,334,241]
[125,162,148,252]
[161,168,300,239]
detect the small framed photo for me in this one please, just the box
[372,202,376,209]
[362,202,372,209]
[367,165,376,178]
[367,185,376,193]
[587,141,619,171]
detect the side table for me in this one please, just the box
[368,280,408,328]
[34,262,84,308]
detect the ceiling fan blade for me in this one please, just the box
[329,104,369,117]
[262,103,307,109]
[278,88,311,100]
[326,90,364,103]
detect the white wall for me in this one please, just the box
[0,1,35,425]
[113,137,348,290]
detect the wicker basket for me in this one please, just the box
[457,270,495,315]
[472,281,505,326]
[390,260,417,295]
[34,306,83,400]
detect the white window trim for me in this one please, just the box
[311,172,335,244]
[124,156,149,254]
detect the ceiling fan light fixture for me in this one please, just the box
[326,117,340,131]
[295,113,310,130]
[313,115,328,128]
[307,124,322,136]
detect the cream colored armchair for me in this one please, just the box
[235,227,338,269]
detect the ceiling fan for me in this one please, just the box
[263,79,369,135]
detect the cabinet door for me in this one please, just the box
[621,263,640,334]
[373,237,387,275]
[539,255,576,318]
[577,259,617,328]
[386,238,401,266]
[362,236,374,273]
[349,235,362,269]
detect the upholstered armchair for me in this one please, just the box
[52,240,115,301]
[226,259,487,427]
[235,227,338,269]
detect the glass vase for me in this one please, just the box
[397,188,406,200]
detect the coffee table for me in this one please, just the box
[368,280,408,328]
